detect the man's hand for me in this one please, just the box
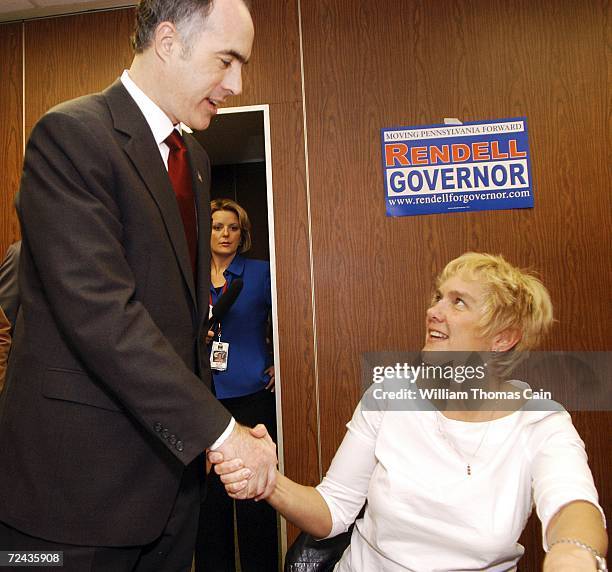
[209,423,277,500]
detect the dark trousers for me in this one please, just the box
[195,389,279,572]
[0,461,201,572]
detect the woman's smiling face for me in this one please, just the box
[423,275,494,353]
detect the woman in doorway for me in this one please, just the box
[196,198,278,572]
[215,252,607,571]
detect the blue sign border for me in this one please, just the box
[381,117,534,217]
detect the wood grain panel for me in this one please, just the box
[24,9,134,137]
[300,0,610,566]
[230,0,303,107]
[268,102,319,543]
[0,23,23,255]
[302,0,610,453]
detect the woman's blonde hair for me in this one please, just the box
[210,198,252,254]
[438,252,554,374]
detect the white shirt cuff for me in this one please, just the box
[210,417,236,450]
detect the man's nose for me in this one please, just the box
[223,65,243,96]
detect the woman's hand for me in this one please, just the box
[544,543,599,571]
[204,330,214,345]
[264,365,275,391]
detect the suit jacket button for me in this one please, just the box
[161,429,169,439]
[169,434,177,445]
[154,422,162,432]
[175,441,184,452]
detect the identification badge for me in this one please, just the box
[210,341,229,371]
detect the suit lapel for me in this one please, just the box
[103,80,197,307]
[184,135,212,327]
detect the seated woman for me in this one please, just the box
[213,253,607,571]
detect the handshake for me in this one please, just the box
[208,423,278,500]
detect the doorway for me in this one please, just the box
[193,104,287,565]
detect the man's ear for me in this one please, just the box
[492,327,522,352]
[153,21,180,62]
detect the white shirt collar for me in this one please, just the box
[120,69,176,145]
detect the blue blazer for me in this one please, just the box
[210,255,272,399]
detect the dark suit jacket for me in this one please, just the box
[0,241,20,330]
[0,307,10,391]
[0,80,231,546]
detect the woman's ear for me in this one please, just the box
[492,327,522,352]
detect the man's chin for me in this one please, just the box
[187,114,213,132]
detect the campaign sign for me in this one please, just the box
[382,118,533,216]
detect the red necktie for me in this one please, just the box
[165,130,197,276]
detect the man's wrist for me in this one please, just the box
[209,417,236,450]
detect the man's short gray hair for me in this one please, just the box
[131,0,250,55]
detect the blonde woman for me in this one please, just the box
[213,253,607,572]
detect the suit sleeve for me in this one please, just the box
[18,109,231,465]
[0,242,20,328]
[0,306,11,391]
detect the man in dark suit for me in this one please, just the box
[0,241,21,331]
[0,307,10,391]
[0,1,276,570]
[0,241,19,390]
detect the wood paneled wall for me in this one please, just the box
[299,0,610,567]
[300,0,611,457]
[0,0,609,566]
[23,10,134,138]
[0,23,23,250]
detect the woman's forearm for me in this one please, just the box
[544,500,607,570]
[267,472,333,538]
[546,500,607,552]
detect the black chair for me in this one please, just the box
[284,526,354,572]
[284,506,365,572]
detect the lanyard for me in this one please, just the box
[209,280,229,341]
[209,280,228,307]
